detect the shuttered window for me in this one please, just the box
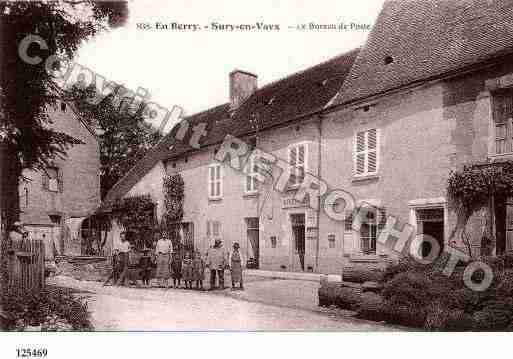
[208,164,222,198]
[493,92,513,155]
[245,156,258,193]
[354,129,379,175]
[289,143,306,186]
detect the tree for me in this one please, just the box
[63,84,162,199]
[0,1,128,289]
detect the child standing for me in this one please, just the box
[192,251,205,290]
[182,252,194,289]
[170,252,182,288]
[103,249,120,286]
[139,248,153,287]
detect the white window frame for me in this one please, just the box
[206,220,221,241]
[288,142,308,187]
[244,155,258,194]
[208,164,222,199]
[354,128,379,176]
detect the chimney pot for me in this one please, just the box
[230,69,257,109]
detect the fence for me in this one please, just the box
[7,238,45,293]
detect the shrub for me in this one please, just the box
[472,299,513,331]
[1,286,92,331]
[381,303,426,328]
[355,292,387,322]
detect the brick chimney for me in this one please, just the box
[229,69,257,108]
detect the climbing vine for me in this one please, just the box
[447,161,513,220]
[111,194,156,248]
[163,174,184,248]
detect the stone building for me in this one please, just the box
[18,101,101,256]
[102,0,513,274]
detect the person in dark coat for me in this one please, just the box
[170,252,182,288]
[139,248,153,287]
[192,250,206,290]
[229,242,245,290]
[182,251,194,289]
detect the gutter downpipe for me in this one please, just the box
[315,115,322,271]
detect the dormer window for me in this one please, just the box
[384,56,394,65]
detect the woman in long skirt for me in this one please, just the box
[155,234,173,288]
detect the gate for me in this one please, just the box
[8,238,45,293]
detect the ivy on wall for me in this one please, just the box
[163,174,184,248]
[111,194,156,248]
[447,161,513,220]
[447,161,513,255]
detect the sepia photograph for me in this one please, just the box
[1,0,513,356]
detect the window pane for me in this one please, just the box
[496,124,506,139]
[215,165,221,180]
[210,167,215,181]
[216,182,221,196]
[497,139,506,154]
[494,92,513,123]
[210,183,215,196]
[297,166,305,182]
[206,221,211,236]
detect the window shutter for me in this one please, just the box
[367,129,377,150]
[368,151,377,173]
[356,153,365,174]
[42,171,49,190]
[289,146,297,166]
[298,144,305,165]
[206,221,211,237]
[356,131,365,152]
[355,132,366,175]
[57,168,64,192]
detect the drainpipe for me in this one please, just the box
[315,115,323,271]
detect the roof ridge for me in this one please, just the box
[256,47,361,92]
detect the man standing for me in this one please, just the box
[206,238,226,290]
[115,232,130,285]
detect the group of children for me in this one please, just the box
[106,247,207,289]
[169,251,206,289]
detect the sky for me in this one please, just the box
[75,0,385,129]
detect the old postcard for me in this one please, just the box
[1,0,513,357]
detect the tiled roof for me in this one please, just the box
[101,48,359,207]
[331,0,513,106]
[101,103,231,207]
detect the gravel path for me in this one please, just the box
[49,275,398,331]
